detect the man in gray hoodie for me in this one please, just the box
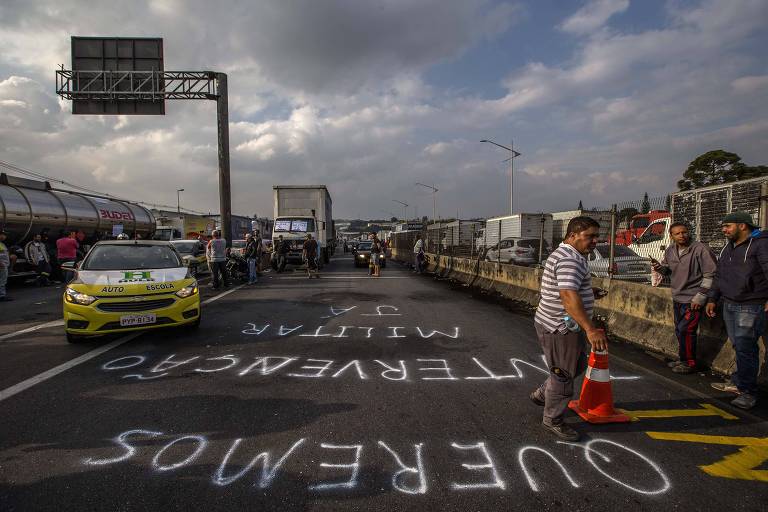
[652,222,717,374]
[706,211,768,410]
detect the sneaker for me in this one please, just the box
[672,364,696,374]
[711,382,739,394]
[667,360,682,368]
[542,421,580,442]
[731,393,757,410]
[529,390,545,406]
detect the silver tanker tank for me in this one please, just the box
[0,173,155,245]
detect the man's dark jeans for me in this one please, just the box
[209,260,229,289]
[723,301,766,395]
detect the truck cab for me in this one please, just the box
[628,216,671,262]
[272,216,325,266]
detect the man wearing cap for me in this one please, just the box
[0,229,13,301]
[706,211,768,410]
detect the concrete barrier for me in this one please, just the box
[391,250,766,389]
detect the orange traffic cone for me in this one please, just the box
[568,349,630,424]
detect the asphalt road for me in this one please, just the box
[1,255,767,511]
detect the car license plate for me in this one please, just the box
[120,314,157,327]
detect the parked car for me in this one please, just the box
[588,243,651,282]
[485,238,550,266]
[170,239,208,277]
[352,241,386,268]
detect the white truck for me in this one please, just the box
[482,213,554,249]
[551,209,613,245]
[151,210,215,241]
[272,185,334,267]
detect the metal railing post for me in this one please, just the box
[609,204,617,279]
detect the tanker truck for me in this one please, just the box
[0,173,156,280]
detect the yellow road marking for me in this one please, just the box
[646,432,768,482]
[619,403,739,421]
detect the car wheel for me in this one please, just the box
[66,332,83,344]
[187,315,201,330]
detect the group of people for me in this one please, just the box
[0,228,89,301]
[272,233,321,279]
[532,211,766,442]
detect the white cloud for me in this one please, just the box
[559,0,629,35]
[731,75,768,94]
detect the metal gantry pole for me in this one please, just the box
[216,73,232,247]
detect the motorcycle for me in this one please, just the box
[226,252,249,283]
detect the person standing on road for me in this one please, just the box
[277,235,290,273]
[244,234,259,285]
[413,235,424,273]
[0,230,12,302]
[706,212,768,410]
[531,217,608,442]
[26,233,52,286]
[206,230,229,289]
[56,230,79,284]
[651,222,717,374]
[303,233,319,279]
[370,233,382,277]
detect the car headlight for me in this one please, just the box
[175,282,198,298]
[65,287,96,306]
[358,254,365,259]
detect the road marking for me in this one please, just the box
[0,332,143,402]
[202,284,245,304]
[0,319,66,343]
[619,403,739,421]
[646,432,768,482]
[0,285,244,402]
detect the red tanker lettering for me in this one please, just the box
[99,209,135,221]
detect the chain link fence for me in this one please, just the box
[388,176,768,285]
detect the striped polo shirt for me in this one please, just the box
[535,242,594,334]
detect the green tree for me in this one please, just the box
[641,192,650,214]
[618,207,639,227]
[676,150,768,190]
[578,200,583,210]
[665,194,671,211]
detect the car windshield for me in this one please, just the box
[83,244,182,270]
[357,241,373,250]
[595,245,639,258]
[171,242,197,254]
[273,218,315,233]
[516,239,540,248]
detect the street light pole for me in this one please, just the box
[415,182,438,222]
[177,188,185,213]
[393,199,408,224]
[480,139,521,215]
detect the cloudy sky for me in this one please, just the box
[1,0,767,219]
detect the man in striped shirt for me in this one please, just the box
[531,217,607,441]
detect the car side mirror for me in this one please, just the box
[61,261,76,271]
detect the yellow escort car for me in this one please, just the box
[62,240,200,343]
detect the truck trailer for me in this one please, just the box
[272,185,334,267]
